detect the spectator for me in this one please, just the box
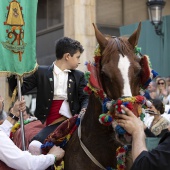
[166,76,170,93]
[144,81,157,100]
[22,106,37,121]
[116,105,170,170]
[156,78,169,105]
[155,75,161,84]
[9,105,37,122]
[144,99,170,137]
[0,98,65,170]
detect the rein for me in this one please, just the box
[78,98,134,170]
[78,112,108,170]
[78,95,147,170]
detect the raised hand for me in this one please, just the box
[12,97,26,117]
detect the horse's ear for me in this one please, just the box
[92,23,108,49]
[128,22,141,48]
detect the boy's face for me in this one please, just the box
[67,51,81,70]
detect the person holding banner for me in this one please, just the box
[0,98,65,170]
[116,105,170,170]
[9,37,89,143]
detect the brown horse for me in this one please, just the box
[63,22,151,170]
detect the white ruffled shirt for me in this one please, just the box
[0,120,55,170]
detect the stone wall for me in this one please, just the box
[64,0,96,72]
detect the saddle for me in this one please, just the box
[41,114,79,154]
[41,115,79,169]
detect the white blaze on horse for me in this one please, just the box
[118,54,131,97]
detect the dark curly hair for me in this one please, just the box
[55,37,84,60]
[152,99,165,114]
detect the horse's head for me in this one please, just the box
[93,23,142,100]
[92,23,152,145]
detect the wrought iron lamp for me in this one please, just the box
[146,0,166,36]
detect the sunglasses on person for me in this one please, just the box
[158,82,165,85]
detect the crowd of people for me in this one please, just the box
[143,77,170,131]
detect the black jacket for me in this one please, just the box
[131,132,170,170]
[8,65,89,123]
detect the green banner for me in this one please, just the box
[0,0,38,76]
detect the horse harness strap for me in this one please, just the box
[78,112,107,170]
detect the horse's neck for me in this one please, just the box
[81,94,111,135]
[82,93,101,121]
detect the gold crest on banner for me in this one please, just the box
[2,0,26,61]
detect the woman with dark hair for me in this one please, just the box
[116,105,170,170]
[144,99,170,137]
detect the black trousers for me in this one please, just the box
[31,121,64,143]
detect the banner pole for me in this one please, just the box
[17,76,26,151]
